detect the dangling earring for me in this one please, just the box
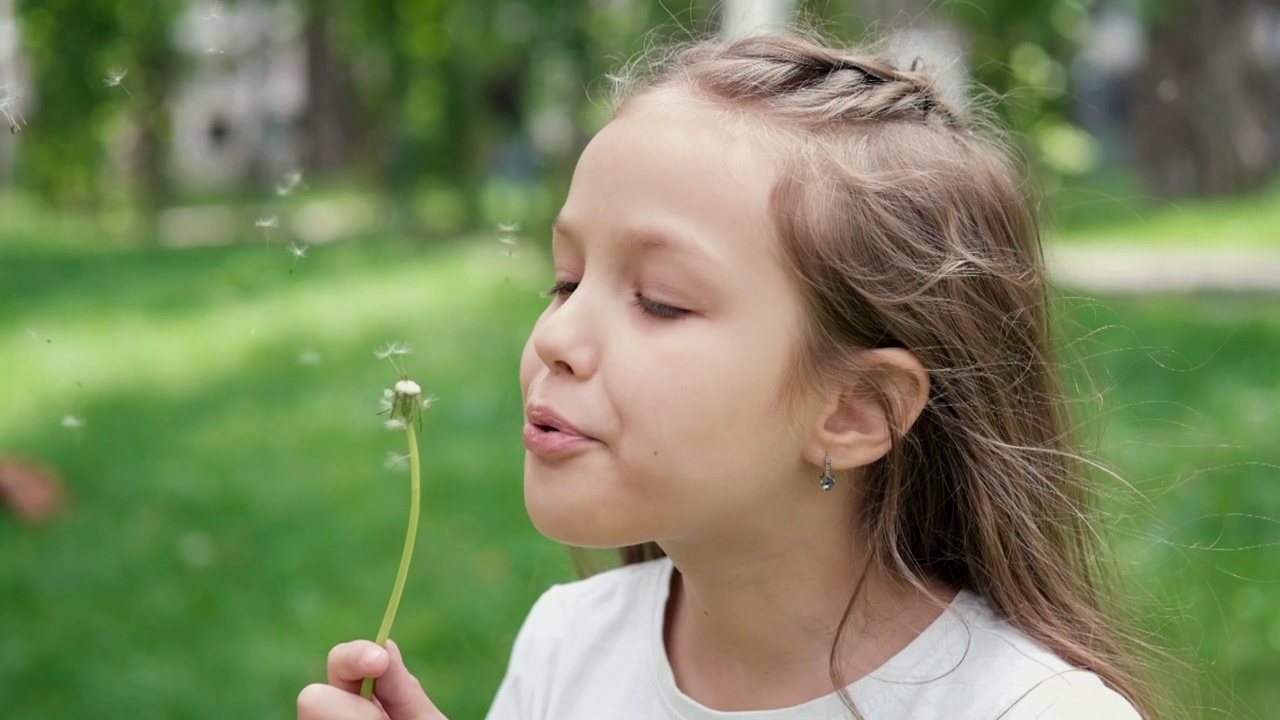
[820,452,835,491]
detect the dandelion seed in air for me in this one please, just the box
[275,170,304,196]
[104,66,132,98]
[61,415,85,429]
[255,215,279,243]
[202,1,225,21]
[384,451,411,472]
[0,85,26,133]
[287,241,309,274]
[497,222,520,258]
[374,342,412,361]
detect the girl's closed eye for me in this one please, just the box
[539,280,691,320]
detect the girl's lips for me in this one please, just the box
[523,423,597,457]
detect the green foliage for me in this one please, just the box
[15,0,183,207]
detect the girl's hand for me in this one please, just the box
[298,639,448,720]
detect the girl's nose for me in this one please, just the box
[531,284,599,379]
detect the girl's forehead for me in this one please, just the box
[565,95,780,235]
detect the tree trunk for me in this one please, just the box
[304,0,361,174]
[1130,0,1280,198]
[136,42,176,245]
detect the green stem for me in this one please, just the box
[361,423,421,700]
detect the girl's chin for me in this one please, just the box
[524,493,648,549]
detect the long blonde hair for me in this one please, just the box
[568,30,1169,720]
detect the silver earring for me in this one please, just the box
[820,452,835,491]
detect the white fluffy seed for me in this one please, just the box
[394,380,421,396]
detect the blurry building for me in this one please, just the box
[169,0,307,191]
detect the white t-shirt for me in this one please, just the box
[484,556,1142,720]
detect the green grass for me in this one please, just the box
[0,232,1277,719]
[1048,174,1280,248]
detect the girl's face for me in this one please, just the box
[519,94,820,549]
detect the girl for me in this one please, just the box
[298,31,1159,720]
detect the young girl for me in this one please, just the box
[298,31,1158,720]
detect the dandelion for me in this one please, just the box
[104,66,132,98]
[275,170,304,196]
[0,85,26,133]
[361,354,433,700]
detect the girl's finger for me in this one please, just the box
[326,640,390,695]
[373,639,448,720]
[297,682,387,720]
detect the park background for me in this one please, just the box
[0,0,1278,717]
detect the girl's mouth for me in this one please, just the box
[523,423,596,456]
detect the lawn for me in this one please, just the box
[0,231,1276,719]
[1048,174,1280,248]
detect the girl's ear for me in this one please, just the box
[809,348,930,469]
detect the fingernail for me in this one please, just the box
[363,647,386,667]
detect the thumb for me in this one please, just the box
[374,639,447,720]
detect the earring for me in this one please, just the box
[820,452,835,491]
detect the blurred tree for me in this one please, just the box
[1129,0,1280,197]
[15,0,123,208]
[16,0,183,241]
[303,0,363,174]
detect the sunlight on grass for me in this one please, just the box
[1050,182,1280,247]
[0,238,547,439]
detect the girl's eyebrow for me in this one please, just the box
[552,214,729,272]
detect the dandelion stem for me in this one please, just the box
[360,422,421,700]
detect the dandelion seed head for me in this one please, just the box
[384,418,406,431]
[61,415,85,429]
[374,342,412,360]
[255,215,279,229]
[394,379,421,396]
